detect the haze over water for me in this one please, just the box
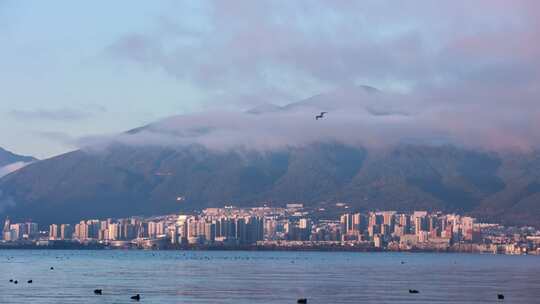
[1,250,539,303]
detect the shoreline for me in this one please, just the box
[0,243,535,256]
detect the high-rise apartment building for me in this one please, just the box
[49,224,59,240]
[60,224,73,240]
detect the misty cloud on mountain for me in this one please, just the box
[0,161,33,178]
[75,85,540,153]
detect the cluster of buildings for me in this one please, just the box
[2,204,540,254]
[1,219,39,241]
[58,212,265,247]
[338,211,478,250]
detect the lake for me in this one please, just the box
[1,250,539,303]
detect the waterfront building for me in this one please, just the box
[204,221,216,243]
[2,218,10,241]
[382,211,396,231]
[60,224,73,240]
[398,214,411,234]
[367,224,380,238]
[393,224,406,237]
[340,214,354,233]
[374,234,384,248]
[49,224,59,240]
[156,221,165,236]
[148,221,158,239]
[368,213,383,227]
[235,218,247,244]
[264,218,278,239]
[170,225,179,244]
[108,223,120,240]
[9,223,22,240]
[415,216,427,236]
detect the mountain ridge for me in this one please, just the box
[0,147,37,179]
[0,147,36,168]
[1,143,539,227]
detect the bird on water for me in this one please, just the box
[131,294,141,301]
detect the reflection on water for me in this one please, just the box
[1,250,539,303]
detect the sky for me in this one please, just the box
[1,0,539,159]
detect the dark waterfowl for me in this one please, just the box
[94,289,102,295]
[131,294,141,301]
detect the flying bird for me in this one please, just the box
[315,112,327,120]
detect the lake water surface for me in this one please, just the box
[1,250,539,303]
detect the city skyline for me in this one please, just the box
[3,205,539,255]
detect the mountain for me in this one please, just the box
[247,85,380,115]
[1,86,539,227]
[282,84,379,112]
[0,147,37,178]
[0,147,36,168]
[1,142,539,227]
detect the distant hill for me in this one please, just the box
[0,142,539,227]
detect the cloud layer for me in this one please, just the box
[89,1,540,152]
[107,1,540,101]
[10,106,107,122]
[76,84,540,153]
